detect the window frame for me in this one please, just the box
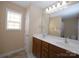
[6,8,22,31]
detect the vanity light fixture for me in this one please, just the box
[45,1,69,14]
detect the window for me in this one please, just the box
[7,9,22,30]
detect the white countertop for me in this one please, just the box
[33,34,79,55]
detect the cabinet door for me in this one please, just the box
[36,39,41,57]
[49,44,66,58]
[41,41,49,58]
[32,37,37,56]
[32,37,41,57]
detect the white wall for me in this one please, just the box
[42,12,49,34]
[25,5,42,57]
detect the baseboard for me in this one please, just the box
[0,48,25,58]
[25,49,35,58]
[26,52,36,58]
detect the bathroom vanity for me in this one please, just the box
[32,34,79,58]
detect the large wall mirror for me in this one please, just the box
[48,16,78,40]
[43,2,79,40]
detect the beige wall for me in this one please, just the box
[0,2,26,54]
[0,2,3,54]
[48,16,62,37]
[63,16,78,40]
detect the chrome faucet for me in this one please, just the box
[42,33,47,38]
[64,38,68,43]
[42,34,46,38]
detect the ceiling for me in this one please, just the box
[11,1,79,18]
[11,1,56,8]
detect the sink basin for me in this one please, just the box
[56,39,79,52]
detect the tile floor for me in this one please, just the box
[4,50,27,58]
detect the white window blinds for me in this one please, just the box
[7,9,22,30]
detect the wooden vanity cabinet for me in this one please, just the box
[32,37,79,58]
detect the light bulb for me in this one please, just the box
[57,2,61,8]
[62,1,67,6]
[52,5,56,10]
[48,7,52,13]
[52,5,57,12]
[49,7,52,11]
[46,8,49,13]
